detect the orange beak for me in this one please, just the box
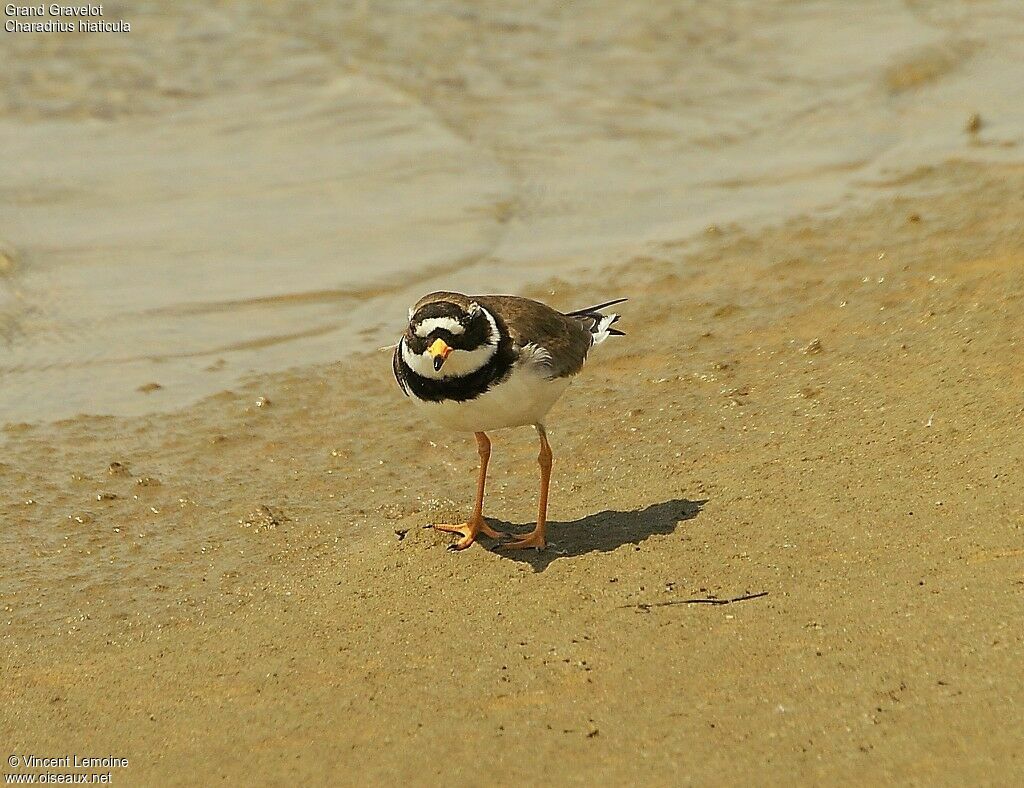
[428,338,453,371]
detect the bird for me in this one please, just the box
[392,291,625,551]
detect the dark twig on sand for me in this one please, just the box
[625,592,768,612]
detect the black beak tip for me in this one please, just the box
[433,356,445,372]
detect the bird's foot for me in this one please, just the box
[428,517,507,550]
[498,528,546,551]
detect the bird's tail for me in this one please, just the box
[566,298,626,345]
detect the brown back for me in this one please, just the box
[473,294,593,378]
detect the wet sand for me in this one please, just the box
[3,161,1024,783]
[4,0,1024,421]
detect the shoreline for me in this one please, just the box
[6,0,1024,426]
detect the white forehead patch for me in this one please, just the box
[415,316,466,337]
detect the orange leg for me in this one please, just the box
[430,431,506,550]
[501,424,550,550]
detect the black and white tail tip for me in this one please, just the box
[566,297,627,344]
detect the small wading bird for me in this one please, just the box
[392,291,625,550]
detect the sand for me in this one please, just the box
[4,1,1024,784]
[3,161,1024,784]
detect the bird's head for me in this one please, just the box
[400,292,499,379]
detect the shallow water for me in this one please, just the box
[2,0,1023,424]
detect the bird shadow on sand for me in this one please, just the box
[485,497,706,573]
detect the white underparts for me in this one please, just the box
[418,362,571,432]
